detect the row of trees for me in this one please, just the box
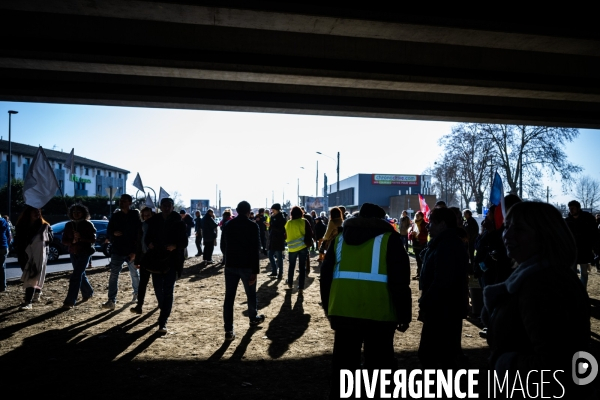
[429,124,583,213]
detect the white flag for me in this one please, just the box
[158,187,170,202]
[65,148,75,172]
[23,146,60,208]
[132,173,145,193]
[145,193,155,209]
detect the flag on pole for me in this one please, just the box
[65,148,75,173]
[23,146,60,208]
[132,173,145,193]
[490,172,506,229]
[418,194,431,222]
[145,193,155,209]
[158,187,170,203]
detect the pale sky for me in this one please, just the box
[1,101,598,209]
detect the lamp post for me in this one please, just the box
[300,163,319,197]
[316,151,340,206]
[7,110,18,220]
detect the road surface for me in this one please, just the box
[5,237,221,281]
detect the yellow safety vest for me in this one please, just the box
[328,232,397,322]
[285,218,307,253]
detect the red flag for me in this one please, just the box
[418,194,430,222]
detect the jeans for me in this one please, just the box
[64,253,94,305]
[400,235,409,252]
[223,267,257,332]
[151,267,177,325]
[574,263,590,288]
[195,234,203,256]
[137,267,151,307]
[107,253,139,302]
[0,247,7,291]
[288,247,308,289]
[203,242,215,261]
[268,250,283,275]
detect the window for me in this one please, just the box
[97,170,101,176]
[97,185,102,193]
[108,172,112,177]
[85,167,89,175]
[25,157,31,164]
[58,163,63,170]
[118,173,122,179]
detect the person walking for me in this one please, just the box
[61,204,96,309]
[193,210,202,257]
[320,203,412,399]
[417,207,470,369]
[144,198,187,333]
[565,200,600,289]
[180,209,195,237]
[0,215,10,293]
[201,209,218,264]
[254,208,268,256]
[267,203,286,278]
[408,211,428,279]
[103,194,142,310]
[463,209,479,268]
[398,210,411,252]
[284,206,313,293]
[131,207,155,314]
[221,201,265,340]
[15,206,53,310]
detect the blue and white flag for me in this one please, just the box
[23,146,60,208]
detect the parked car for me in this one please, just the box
[48,220,111,262]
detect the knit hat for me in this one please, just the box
[359,203,386,219]
[270,203,282,211]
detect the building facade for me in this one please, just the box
[0,141,129,198]
[326,173,433,216]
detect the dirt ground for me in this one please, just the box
[1,253,599,399]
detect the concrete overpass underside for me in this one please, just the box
[1,2,599,128]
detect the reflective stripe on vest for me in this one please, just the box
[333,234,387,283]
[327,232,396,322]
[285,219,307,252]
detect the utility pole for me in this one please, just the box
[336,152,340,206]
[316,160,319,198]
[546,186,549,203]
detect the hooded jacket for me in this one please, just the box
[320,216,412,328]
[144,211,188,275]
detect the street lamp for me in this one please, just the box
[316,151,340,206]
[7,110,18,220]
[300,162,319,197]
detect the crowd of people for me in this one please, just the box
[2,195,599,398]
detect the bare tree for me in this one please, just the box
[481,125,581,198]
[439,124,496,213]
[573,175,600,210]
[430,155,461,207]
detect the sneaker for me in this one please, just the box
[250,314,266,326]
[80,294,93,303]
[32,292,42,302]
[130,305,143,314]
[61,303,74,310]
[19,303,32,311]
[131,293,138,303]
[225,331,236,341]
[158,324,168,334]
[101,300,116,310]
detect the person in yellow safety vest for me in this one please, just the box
[284,206,314,293]
[319,203,412,399]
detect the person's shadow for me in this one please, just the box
[265,290,310,358]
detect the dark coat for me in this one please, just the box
[182,213,195,237]
[474,228,513,284]
[463,216,479,243]
[320,217,412,328]
[418,228,470,322]
[107,209,141,256]
[222,215,260,273]
[315,220,327,240]
[482,259,592,397]
[201,214,218,242]
[144,211,188,275]
[268,212,287,251]
[566,210,600,264]
[62,220,96,255]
